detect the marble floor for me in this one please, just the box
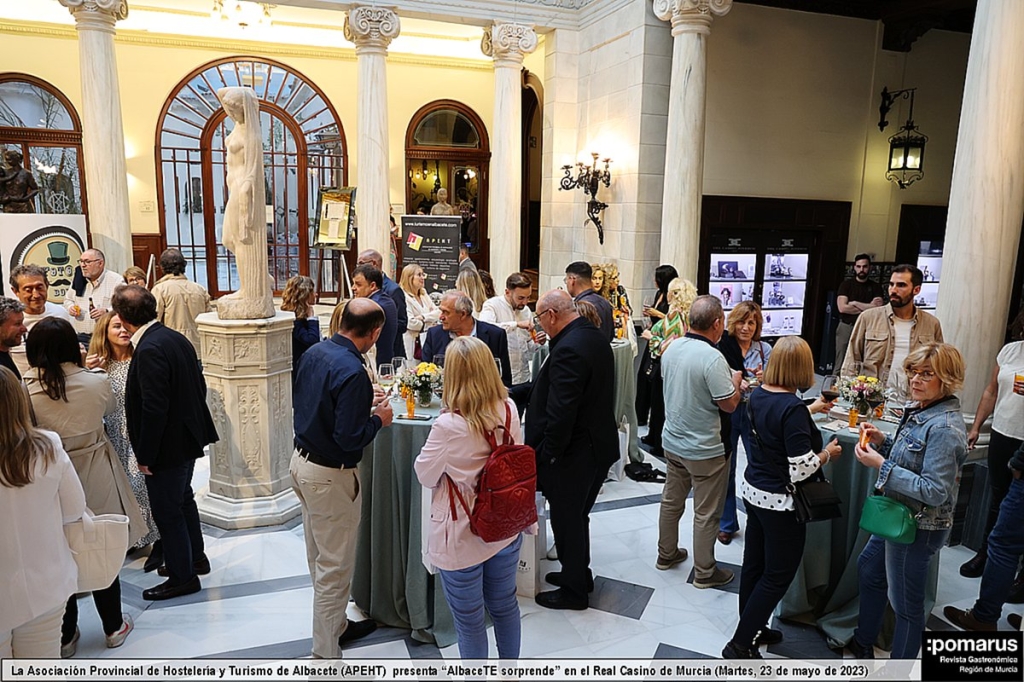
[65,438,1022,662]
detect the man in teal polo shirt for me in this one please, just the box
[656,295,742,588]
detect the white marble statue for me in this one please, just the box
[216,86,275,320]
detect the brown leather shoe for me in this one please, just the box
[943,606,997,632]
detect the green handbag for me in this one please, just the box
[859,492,917,544]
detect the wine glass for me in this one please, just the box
[433,354,445,368]
[378,363,395,394]
[494,358,502,377]
[642,293,656,330]
[820,375,841,406]
[393,357,405,375]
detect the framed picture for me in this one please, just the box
[717,261,739,278]
[312,187,356,250]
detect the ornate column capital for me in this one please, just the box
[344,6,400,55]
[481,23,538,68]
[58,0,128,34]
[653,0,732,36]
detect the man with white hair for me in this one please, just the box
[421,291,512,386]
[64,248,124,343]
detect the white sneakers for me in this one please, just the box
[105,614,134,649]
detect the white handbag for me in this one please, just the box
[64,509,129,592]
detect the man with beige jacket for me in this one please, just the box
[150,249,211,356]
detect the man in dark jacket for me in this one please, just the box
[526,289,618,610]
[351,264,397,368]
[357,249,407,361]
[112,285,218,601]
[421,291,513,387]
[564,261,614,342]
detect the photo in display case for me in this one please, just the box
[710,253,758,310]
[761,253,808,337]
[916,250,942,310]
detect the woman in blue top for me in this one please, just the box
[850,343,968,659]
[280,276,320,383]
[723,337,839,659]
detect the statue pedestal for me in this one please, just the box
[195,311,300,529]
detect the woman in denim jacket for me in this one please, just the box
[849,343,968,659]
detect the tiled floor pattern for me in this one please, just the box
[64,439,1022,661]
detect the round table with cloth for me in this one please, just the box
[775,413,940,650]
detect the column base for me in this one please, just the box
[197,486,301,530]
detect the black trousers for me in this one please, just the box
[62,578,123,642]
[145,459,205,585]
[982,430,1024,555]
[509,381,533,417]
[635,349,654,425]
[733,503,806,648]
[538,459,609,600]
[646,371,665,450]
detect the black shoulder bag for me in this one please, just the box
[747,396,842,523]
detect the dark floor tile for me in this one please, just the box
[142,574,312,609]
[589,576,654,620]
[200,637,312,659]
[653,642,714,659]
[592,494,662,514]
[767,619,840,659]
[686,560,742,595]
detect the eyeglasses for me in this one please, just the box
[536,309,555,321]
[78,258,100,265]
[908,369,936,381]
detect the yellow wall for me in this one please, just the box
[0,23,496,236]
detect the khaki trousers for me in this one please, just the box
[290,452,361,659]
[658,453,729,580]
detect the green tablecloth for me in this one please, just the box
[351,399,457,647]
[777,415,939,649]
[531,341,640,464]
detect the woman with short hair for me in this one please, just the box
[850,343,969,659]
[122,267,147,288]
[400,264,440,359]
[414,336,526,659]
[0,366,86,658]
[723,337,839,659]
[636,264,679,424]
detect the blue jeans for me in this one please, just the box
[438,535,523,659]
[720,407,753,534]
[854,528,949,658]
[973,476,1024,623]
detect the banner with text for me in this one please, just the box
[400,215,460,300]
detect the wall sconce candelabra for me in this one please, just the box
[878,86,927,189]
[559,153,612,244]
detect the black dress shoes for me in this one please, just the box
[959,551,987,578]
[338,619,377,646]
[157,555,211,578]
[143,541,164,573]
[846,636,875,659]
[535,588,588,611]
[143,576,201,601]
[753,628,784,646]
[544,571,595,593]
[722,641,762,659]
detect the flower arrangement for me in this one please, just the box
[841,375,884,413]
[399,362,443,406]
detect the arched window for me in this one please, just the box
[0,73,86,215]
[405,100,490,270]
[156,57,346,296]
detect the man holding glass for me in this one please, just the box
[64,248,124,344]
[480,272,545,412]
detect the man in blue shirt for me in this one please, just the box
[351,264,397,368]
[357,249,407,361]
[290,297,393,658]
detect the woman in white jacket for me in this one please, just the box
[0,366,86,658]
[400,264,440,359]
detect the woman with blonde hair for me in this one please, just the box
[280,275,321,376]
[640,277,697,457]
[717,301,773,545]
[122,267,147,288]
[456,269,487,315]
[0,366,86,658]
[414,336,525,659]
[86,313,161,568]
[723,337,839,658]
[25,317,148,657]
[850,343,968,659]
[400,264,439,359]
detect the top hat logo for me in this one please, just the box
[46,241,70,265]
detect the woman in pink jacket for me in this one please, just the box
[414,336,524,659]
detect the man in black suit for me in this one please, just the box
[351,264,397,368]
[526,289,618,610]
[112,285,218,601]
[421,291,512,387]
[564,261,614,342]
[357,249,407,361]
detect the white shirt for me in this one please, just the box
[889,317,914,389]
[993,341,1024,440]
[64,269,125,335]
[479,295,539,385]
[130,319,159,348]
[0,431,85,632]
[11,302,73,374]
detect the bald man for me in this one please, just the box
[526,290,618,610]
[357,249,407,361]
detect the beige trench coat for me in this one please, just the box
[26,364,148,548]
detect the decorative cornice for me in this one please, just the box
[58,0,129,34]
[481,23,539,68]
[344,6,400,55]
[652,0,733,35]
[0,20,493,71]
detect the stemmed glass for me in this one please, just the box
[820,375,841,405]
[378,363,395,396]
[494,358,502,377]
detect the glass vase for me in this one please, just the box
[418,388,433,407]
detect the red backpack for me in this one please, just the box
[446,403,538,543]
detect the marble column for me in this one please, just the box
[482,23,537,280]
[195,311,301,529]
[937,0,1024,409]
[653,0,732,282]
[345,6,399,276]
[58,0,133,274]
